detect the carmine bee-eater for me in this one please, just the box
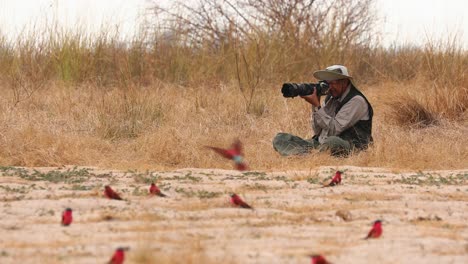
[323,171,342,187]
[149,182,166,197]
[205,139,248,171]
[104,185,123,200]
[61,208,73,226]
[364,220,383,239]
[230,193,253,209]
[309,254,332,264]
[108,247,129,264]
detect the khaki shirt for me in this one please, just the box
[312,85,369,144]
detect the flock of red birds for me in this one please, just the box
[59,139,382,264]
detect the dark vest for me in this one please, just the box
[325,85,374,150]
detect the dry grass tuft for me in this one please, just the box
[387,96,439,128]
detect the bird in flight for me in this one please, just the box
[206,139,248,171]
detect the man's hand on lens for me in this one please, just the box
[301,88,320,107]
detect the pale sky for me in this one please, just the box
[377,0,467,47]
[0,0,467,48]
[0,0,149,39]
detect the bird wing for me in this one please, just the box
[149,185,158,195]
[236,196,253,209]
[365,229,375,239]
[322,179,335,187]
[205,146,233,159]
[240,201,253,209]
[108,189,123,200]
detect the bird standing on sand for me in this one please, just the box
[364,220,383,239]
[205,139,248,171]
[309,254,332,264]
[149,182,167,197]
[230,193,253,209]
[104,185,123,200]
[108,247,129,264]
[61,208,73,226]
[324,171,342,187]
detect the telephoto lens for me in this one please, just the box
[281,81,329,98]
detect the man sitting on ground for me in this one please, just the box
[273,65,374,156]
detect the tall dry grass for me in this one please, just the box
[0,79,466,170]
[0,0,466,170]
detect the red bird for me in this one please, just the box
[324,171,342,187]
[230,193,253,209]
[61,208,73,226]
[205,139,248,171]
[309,254,331,264]
[364,220,383,239]
[104,185,123,200]
[108,247,129,264]
[149,182,166,197]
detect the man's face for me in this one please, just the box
[328,79,349,98]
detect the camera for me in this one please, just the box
[281,81,329,98]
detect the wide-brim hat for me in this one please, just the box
[313,65,352,81]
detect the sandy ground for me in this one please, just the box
[0,165,467,264]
